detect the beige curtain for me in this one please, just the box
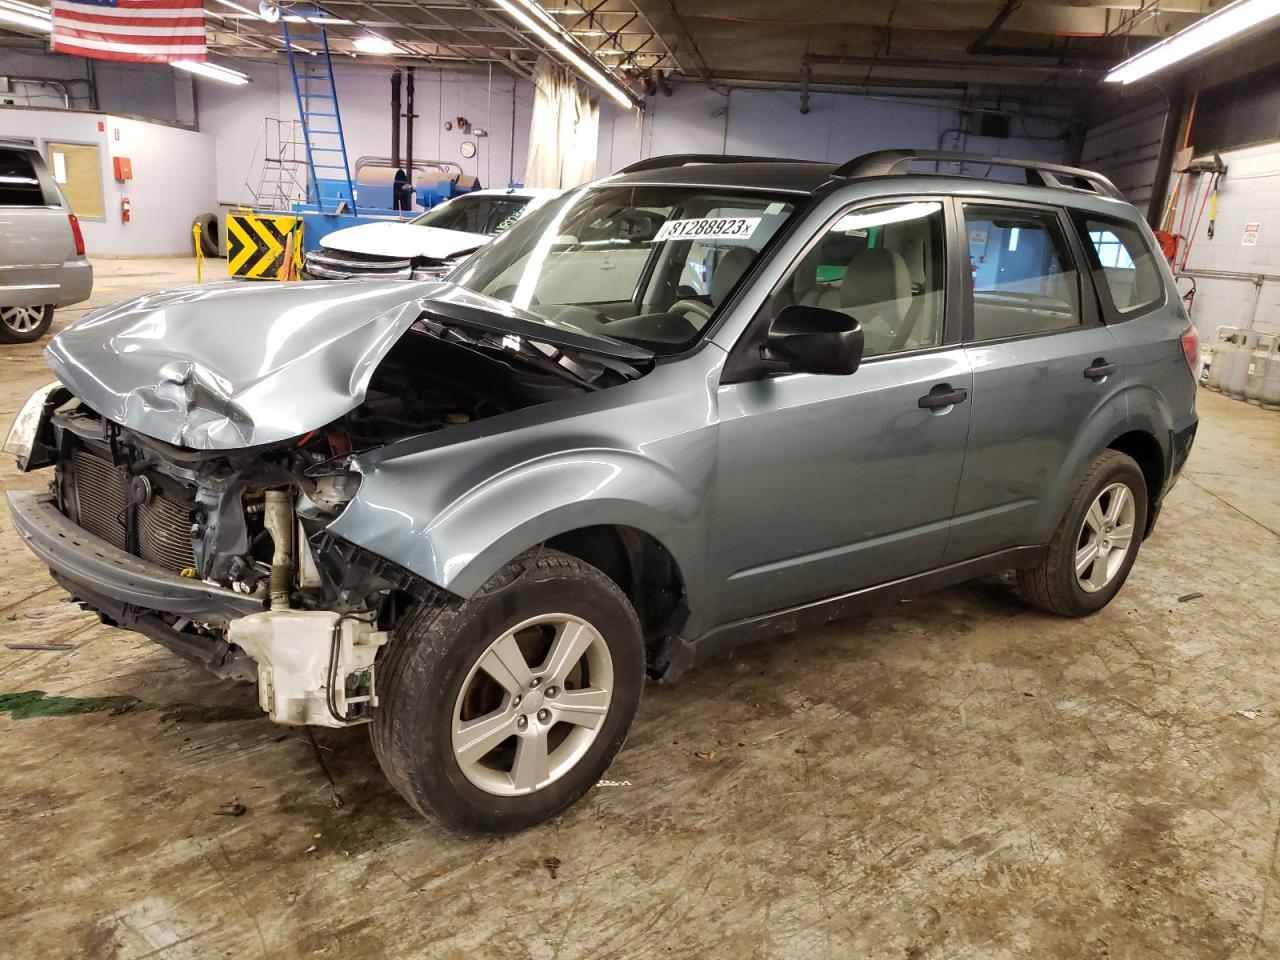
[524,58,599,189]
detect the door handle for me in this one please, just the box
[1084,359,1117,381]
[917,385,968,409]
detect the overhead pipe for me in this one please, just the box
[391,68,402,170]
[971,43,1133,61]
[405,66,416,194]
[672,74,1087,111]
[805,53,1104,78]
[966,0,1140,62]
[968,0,1023,55]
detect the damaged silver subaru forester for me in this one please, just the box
[5,152,1198,832]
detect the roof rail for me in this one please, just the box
[616,154,816,175]
[833,149,1125,201]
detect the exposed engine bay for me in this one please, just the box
[29,318,646,728]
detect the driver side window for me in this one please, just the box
[772,201,947,358]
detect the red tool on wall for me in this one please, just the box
[121,196,131,223]
[1179,153,1227,270]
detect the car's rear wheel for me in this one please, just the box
[0,304,53,344]
[1017,449,1148,617]
[371,548,645,833]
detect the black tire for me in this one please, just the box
[371,548,645,834]
[192,213,219,258]
[1018,449,1149,617]
[0,304,54,344]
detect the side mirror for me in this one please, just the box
[761,304,865,376]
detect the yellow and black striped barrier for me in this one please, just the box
[226,211,303,280]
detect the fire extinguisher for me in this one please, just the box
[121,196,131,223]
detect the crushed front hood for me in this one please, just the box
[46,280,439,450]
[321,222,489,260]
[45,280,653,451]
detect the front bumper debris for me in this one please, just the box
[6,490,263,625]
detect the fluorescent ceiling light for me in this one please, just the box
[284,14,353,25]
[353,34,398,54]
[0,0,51,33]
[1105,0,1280,84]
[173,60,251,85]
[210,0,268,19]
[491,0,638,108]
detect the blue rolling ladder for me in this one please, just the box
[281,11,357,215]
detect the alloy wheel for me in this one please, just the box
[451,613,614,796]
[1,306,46,334]
[1075,481,1137,593]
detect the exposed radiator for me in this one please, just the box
[138,491,196,572]
[70,450,128,550]
[69,450,196,574]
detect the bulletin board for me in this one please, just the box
[45,141,105,221]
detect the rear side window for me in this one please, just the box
[0,149,48,206]
[963,204,1081,341]
[1080,217,1164,316]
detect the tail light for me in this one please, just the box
[68,214,86,256]
[1181,325,1200,378]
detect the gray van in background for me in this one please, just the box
[0,140,93,343]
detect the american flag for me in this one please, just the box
[51,0,207,64]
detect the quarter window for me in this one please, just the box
[1083,218,1163,314]
[964,205,1081,341]
[770,200,947,359]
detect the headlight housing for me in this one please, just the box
[4,381,65,471]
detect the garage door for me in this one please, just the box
[1079,102,1169,214]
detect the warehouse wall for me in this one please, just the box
[198,68,1077,205]
[193,62,533,207]
[1,49,191,125]
[0,107,217,256]
[597,85,1074,172]
[1172,141,1280,338]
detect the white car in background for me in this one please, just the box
[302,187,560,282]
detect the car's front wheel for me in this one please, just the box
[1018,449,1148,617]
[0,304,54,344]
[371,549,645,833]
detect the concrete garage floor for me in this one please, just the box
[2,260,1278,960]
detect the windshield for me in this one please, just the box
[411,193,531,235]
[452,184,800,356]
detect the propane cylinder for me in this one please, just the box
[1205,326,1239,392]
[1260,336,1280,411]
[1223,330,1258,400]
[1243,333,1276,405]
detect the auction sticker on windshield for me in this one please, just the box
[654,217,761,242]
